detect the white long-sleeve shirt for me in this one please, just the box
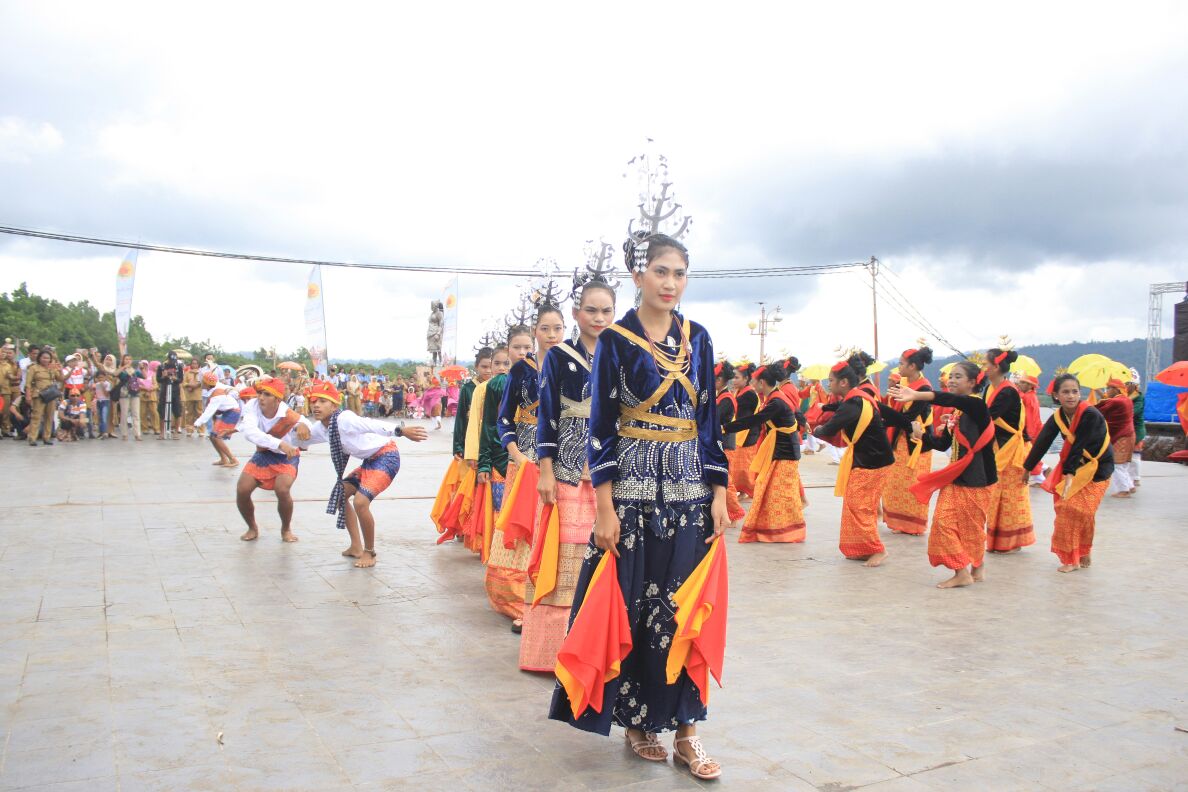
[239,400,312,451]
[194,392,241,427]
[302,410,400,459]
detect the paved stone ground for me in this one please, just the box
[0,420,1186,791]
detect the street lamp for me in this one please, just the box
[749,302,782,364]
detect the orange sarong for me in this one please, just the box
[723,449,747,522]
[484,461,530,619]
[882,435,931,535]
[741,459,806,543]
[732,443,758,497]
[839,466,889,558]
[1111,434,1135,465]
[927,484,993,570]
[987,464,1035,553]
[1051,478,1108,566]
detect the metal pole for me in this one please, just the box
[758,303,766,365]
[869,256,881,389]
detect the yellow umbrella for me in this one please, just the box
[1067,353,1111,375]
[1013,355,1041,378]
[1074,358,1128,390]
[799,363,831,380]
[867,360,888,375]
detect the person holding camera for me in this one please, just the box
[116,354,143,440]
[156,351,183,439]
[25,349,63,446]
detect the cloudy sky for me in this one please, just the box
[2,2,1186,366]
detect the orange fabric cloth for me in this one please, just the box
[1042,403,1109,501]
[1051,479,1108,565]
[498,460,540,549]
[986,465,1035,552]
[839,465,889,558]
[910,418,994,504]
[928,484,993,569]
[882,435,932,535]
[732,443,758,497]
[666,537,729,705]
[554,553,632,719]
[741,459,806,543]
[527,502,561,605]
[431,458,464,534]
[1111,434,1135,465]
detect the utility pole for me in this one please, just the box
[867,256,881,388]
[748,302,783,364]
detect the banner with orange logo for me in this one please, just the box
[441,275,458,366]
[305,265,328,377]
[114,250,137,357]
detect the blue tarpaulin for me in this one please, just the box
[1145,381,1188,423]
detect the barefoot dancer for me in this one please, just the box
[891,361,998,588]
[723,365,808,543]
[491,299,565,633]
[304,382,427,567]
[193,373,241,467]
[236,377,312,543]
[982,347,1036,552]
[813,359,894,567]
[879,345,934,536]
[522,268,615,672]
[1022,373,1114,572]
[548,230,729,781]
[714,362,747,525]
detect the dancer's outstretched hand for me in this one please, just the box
[402,425,428,442]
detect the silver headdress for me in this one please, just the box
[623,145,692,272]
[571,240,620,301]
[524,258,567,322]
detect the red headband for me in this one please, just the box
[993,350,1010,366]
[753,366,767,379]
[713,362,723,377]
[902,348,917,360]
[257,378,285,399]
[309,381,342,405]
[831,360,849,373]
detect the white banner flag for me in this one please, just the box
[115,250,137,355]
[442,275,458,366]
[305,265,329,377]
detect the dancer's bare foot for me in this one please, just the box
[1079,555,1092,568]
[972,565,986,582]
[1110,491,1131,499]
[240,528,259,541]
[221,459,239,467]
[937,569,974,589]
[280,529,299,543]
[342,546,363,558]
[354,549,376,568]
[1058,563,1080,573]
[863,551,888,568]
[212,459,226,465]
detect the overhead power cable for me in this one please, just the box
[0,224,865,280]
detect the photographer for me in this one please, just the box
[25,349,63,446]
[157,352,183,439]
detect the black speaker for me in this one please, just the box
[1175,295,1188,364]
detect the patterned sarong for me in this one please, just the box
[344,441,401,501]
[927,484,993,570]
[723,449,747,522]
[1051,479,1108,565]
[986,464,1035,552]
[212,409,241,440]
[839,466,890,558]
[741,459,806,543]
[882,435,931,535]
[520,479,594,672]
[244,449,299,491]
[732,443,758,497]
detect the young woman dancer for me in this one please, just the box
[879,346,934,536]
[714,361,748,525]
[982,348,1035,552]
[730,362,759,496]
[722,365,807,543]
[892,361,998,588]
[1023,373,1115,572]
[813,360,894,566]
[522,275,615,671]
[549,232,730,780]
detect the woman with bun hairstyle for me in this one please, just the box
[730,362,760,496]
[981,347,1035,553]
[813,359,895,565]
[891,361,998,588]
[879,346,935,536]
[723,365,807,543]
[714,361,748,525]
[549,231,729,780]
[1022,373,1114,572]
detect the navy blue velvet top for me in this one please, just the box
[536,339,594,487]
[497,354,540,463]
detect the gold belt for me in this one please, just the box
[618,404,697,442]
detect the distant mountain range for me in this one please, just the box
[929,338,1173,388]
